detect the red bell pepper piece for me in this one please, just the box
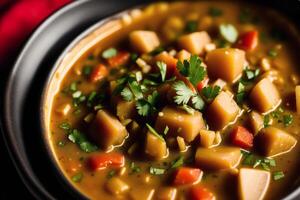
[107,51,130,67]
[88,152,125,171]
[231,126,254,149]
[189,186,216,200]
[89,64,108,82]
[236,30,258,51]
[173,167,203,186]
[197,76,209,92]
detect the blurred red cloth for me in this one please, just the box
[0,0,72,67]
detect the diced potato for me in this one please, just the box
[199,130,215,148]
[204,43,216,53]
[129,187,155,200]
[248,111,263,135]
[238,168,270,200]
[129,31,160,53]
[213,132,222,147]
[176,50,191,62]
[145,132,168,160]
[89,110,128,150]
[206,48,246,82]
[176,136,187,152]
[116,100,136,122]
[106,177,129,195]
[155,51,178,69]
[257,127,297,157]
[206,91,240,130]
[155,187,177,200]
[296,86,300,114]
[155,106,206,142]
[55,103,71,116]
[250,78,281,113]
[195,146,242,170]
[178,31,211,55]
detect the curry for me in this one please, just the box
[48,1,300,200]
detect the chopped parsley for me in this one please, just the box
[185,20,198,32]
[149,167,165,175]
[163,126,169,135]
[130,162,141,174]
[273,171,285,180]
[70,82,77,92]
[263,114,271,128]
[121,87,133,101]
[177,55,206,86]
[68,129,98,153]
[268,49,278,58]
[82,66,92,76]
[171,156,184,168]
[107,170,116,179]
[202,85,221,101]
[136,91,159,116]
[157,61,167,82]
[59,122,71,131]
[208,7,223,17]
[219,23,238,43]
[102,48,117,59]
[72,172,83,183]
[283,114,293,127]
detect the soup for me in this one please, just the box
[47,1,300,200]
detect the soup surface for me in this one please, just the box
[48,2,300,200]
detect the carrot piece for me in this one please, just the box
[107,51,130,67]
[89,64,108,82]
[189,186,216,200]
[88,152,125,171]
[236,30,258,51]
[173,167,202,186]
[197,76,209,92]
[155,52,178,78]
[231,126,254,149]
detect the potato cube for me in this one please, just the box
[155,106,206,142]
[206,91,240,130]
[106,177,129,195]
[248,111,263,135]
[250,78,281,113]
[129,30,160,53]
[199,130,215,148]
[296,86,300,114]
[176,50,191,61]
[89,110,128,150]
[178,31,211,55]
[238,168,270,200]
[257,127,297,157]
[206,48,245,82]
[145,132,168,160]
[116,100,137,122]
[195,146,242,170]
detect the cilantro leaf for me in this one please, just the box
[179,104,195,115]
[173,81,195,105]
[157,61,167,82]
[128,81,143,100]
[219,23,238,43]
[149,167,165,175]
[202,86,221,100]
[171,156,184,168]
[121,87,133,101]
[283,114,293,127]
[191,95,205,110]
[147,91,159,105]
[136,99,151,116]
[176,55,206,86]
[68,129,98,153]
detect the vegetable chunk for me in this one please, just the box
[116,100,136,122]
[250,78,281,113]
[145,132,168,160]
[189,186,216,200]
[257,127,297,157]
[173,167,203,186]
[106,177,129,195]
[129,30,160,53]
[195,146,242,170]
[88,152,125,171]
[206,48,245,82]
[295,85,300,114]
[155,106,206,142]
[156,187,177,200]
[231,126,254,149]
[238,168,270,200]
[248,111,264,134]
[206,91,240,130]
[178,31,211,55]
[199,130,215,148]
[89,110,128,150]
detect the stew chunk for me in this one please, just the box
[155,106,206,142]
[257,127,297,157]
[129,30,160,53]
[206,91,240,130]
[145,132,168,160]
[238,168,270,200]
[195,146,242,170]
[89,110,128,150]
[178,31,211,55]
[250,78,281,113]
[206,48,245,82]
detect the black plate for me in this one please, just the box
[1,0,300,200]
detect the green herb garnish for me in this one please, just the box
[219,23,238,43]
[171,156,184,168]
[72,172,83,183]
[82,66,92,76]
[59,122,71,131]
[273,171,285,180]
[185,20,198,32]
[202,85,221,100]
[102,48,117,59]
[130,162,141,174]
[149,167,165,175]
[107,170,116,179]
[68,129,98,153]
[208,7,223,17]
[268,49,278,58]
[157,61,167,82]
[283,114,293,127]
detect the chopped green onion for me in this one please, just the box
[273,171,285,180]
[72,172,83,183]
[149,167,165,175]
[102,48,117,59]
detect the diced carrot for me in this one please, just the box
[107,51,130,67]
[173,167,202,186]
[197,76,209,92]
[174,69,197,93]
[88,152,125,171]
[189,186,215,200]
[231,126,254,149]
[155,52,178,78]
[90,64,108,82]
[236,30,258,51]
